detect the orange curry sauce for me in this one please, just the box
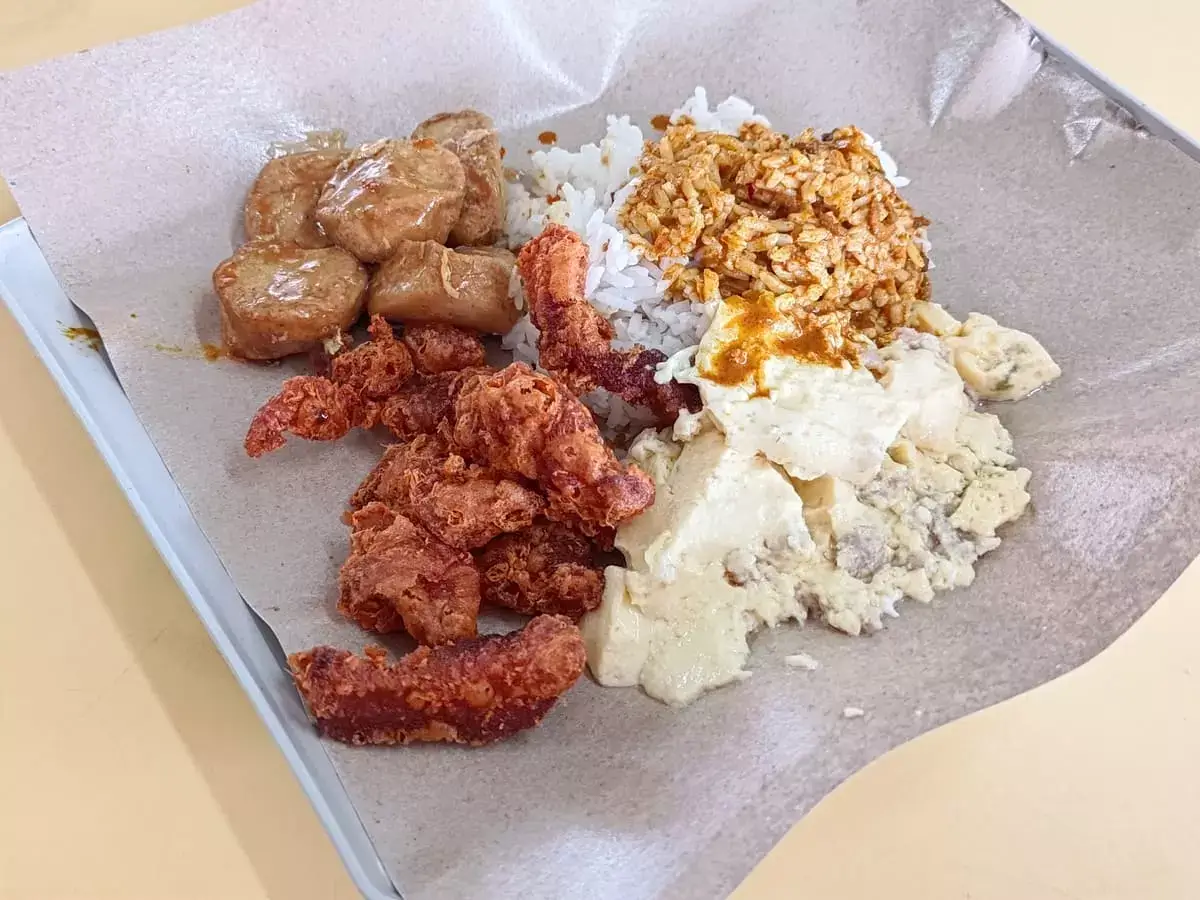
[699,291,858,394]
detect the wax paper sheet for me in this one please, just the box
[3,1,1200,897]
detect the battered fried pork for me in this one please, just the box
[452,363,655,534]
[349,434,544,550]
[402,322,487,374]
[477,520,605,619]
[288,615,586,745]
[377,367,488,440]
[244,316,415,456]
[516,224,699,423]
[338,502,480,645]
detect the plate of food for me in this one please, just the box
[3,0,1200,897]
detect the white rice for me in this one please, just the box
[502,87,915,432]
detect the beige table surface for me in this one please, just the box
[1,2,1197,898]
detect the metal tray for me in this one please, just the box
[0,17,1192,899]
[0,217,400,900]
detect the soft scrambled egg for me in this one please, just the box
[618,428,813,581]
[913,303,1062,401]
[579,296,1059,706]
[878,336,968,453]
[581,429,812,705]
[691,359,913,484]
[675,294,916,483]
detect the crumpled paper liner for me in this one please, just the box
[3,1,1200,897]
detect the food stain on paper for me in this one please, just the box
[149,341,230,362]
[60,324,102,352]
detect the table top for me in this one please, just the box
[1,2,1198,898]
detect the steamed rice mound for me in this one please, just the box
[501,88,924,434]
